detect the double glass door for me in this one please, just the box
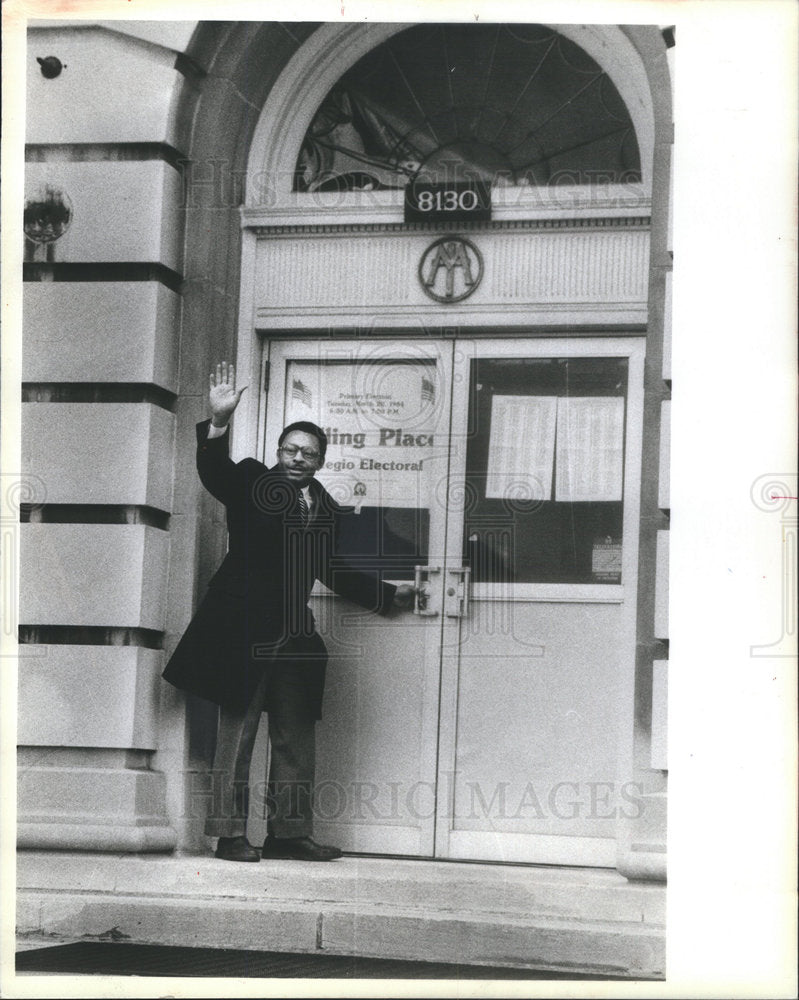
[260,336,643,865]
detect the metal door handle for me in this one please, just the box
[413,565,440,617]
[445,566,471,618]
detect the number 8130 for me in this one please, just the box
[416,189,480,212]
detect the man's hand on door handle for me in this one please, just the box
[392,583,417,609]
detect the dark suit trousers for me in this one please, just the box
[204,668,316,840]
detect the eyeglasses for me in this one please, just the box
[279,444,320,460]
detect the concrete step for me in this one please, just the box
[17,851,665,979]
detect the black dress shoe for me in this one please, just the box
[214,835,261,862]
[262,835,343,861]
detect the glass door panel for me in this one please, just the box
[436,338,644,864]
[462,356,628,586]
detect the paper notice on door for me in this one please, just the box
[485,395,557,500]
[555,397,624,501]
[283,359,445,508]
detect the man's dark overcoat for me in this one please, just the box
[162,421,396,717]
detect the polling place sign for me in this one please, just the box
[283,358,448,508]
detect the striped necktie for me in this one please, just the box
[297,489,309,526]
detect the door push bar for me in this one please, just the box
[413,565,471,618]
[445,566,471,618]
[413,565,441,616]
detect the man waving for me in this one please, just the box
[163,362,414,862]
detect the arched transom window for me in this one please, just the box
[295,23,641,193]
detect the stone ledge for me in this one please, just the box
[17,823,177,853]
[18,893,663,979]
[17,851,665,978]
[17,851,665,923]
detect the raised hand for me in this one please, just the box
[209,362,248,427]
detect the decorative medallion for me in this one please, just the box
[418,236,483,303]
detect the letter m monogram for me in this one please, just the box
[424,240,476,299]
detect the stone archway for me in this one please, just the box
[162,21,672,859]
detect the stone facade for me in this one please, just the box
[18,19,670,876]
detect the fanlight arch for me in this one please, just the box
[296,24,640,192]
[246,22,655,206]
